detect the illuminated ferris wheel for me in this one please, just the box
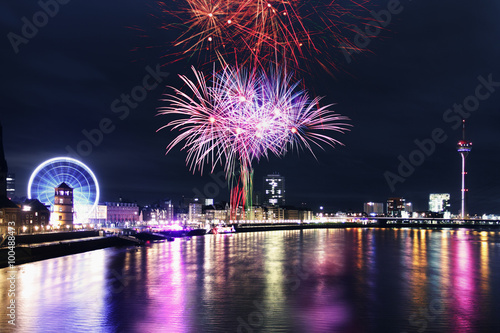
[27,157,100,223]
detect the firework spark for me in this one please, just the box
[158,0,375,73]
[158,66,350,177]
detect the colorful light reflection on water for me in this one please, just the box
[1,228,500,332]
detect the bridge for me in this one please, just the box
[231,217,500,230]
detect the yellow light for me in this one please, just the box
[208,13,213,18]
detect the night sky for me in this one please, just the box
[1,1,499,214]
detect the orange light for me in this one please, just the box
[208,13,213,18]
[291,127,297,134]
[209,116,215,123]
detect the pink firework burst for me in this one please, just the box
[157,65,350,177]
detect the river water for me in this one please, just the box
[1,228,500,332]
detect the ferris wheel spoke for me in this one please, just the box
[28,157,100,224]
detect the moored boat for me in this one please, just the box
[186,228,207,236]
[212,225,236,234]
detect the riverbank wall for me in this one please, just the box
[0,233,140,268]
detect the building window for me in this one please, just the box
[59,215,62,220]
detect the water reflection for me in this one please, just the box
[1,228,500,332]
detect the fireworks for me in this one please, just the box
[159,0,374,73]
[158,66,350,177]
[156,2,359,218]
[158,65,349,218]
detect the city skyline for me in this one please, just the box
[1,1,500,214]
[3,150,496,216]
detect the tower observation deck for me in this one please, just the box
[457,120,472,218]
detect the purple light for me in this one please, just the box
[158,66,350,177]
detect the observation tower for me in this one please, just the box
[457,120,472,218]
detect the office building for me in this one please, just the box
[105,201,139,227]
[364,202,384,216]
[189,200,203,222]
[429,193,451,213]
[0,123,20,236]
[387,197,406,217]
[0,122,7,198]
[263,173,285,206]
[6,173,14,199]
